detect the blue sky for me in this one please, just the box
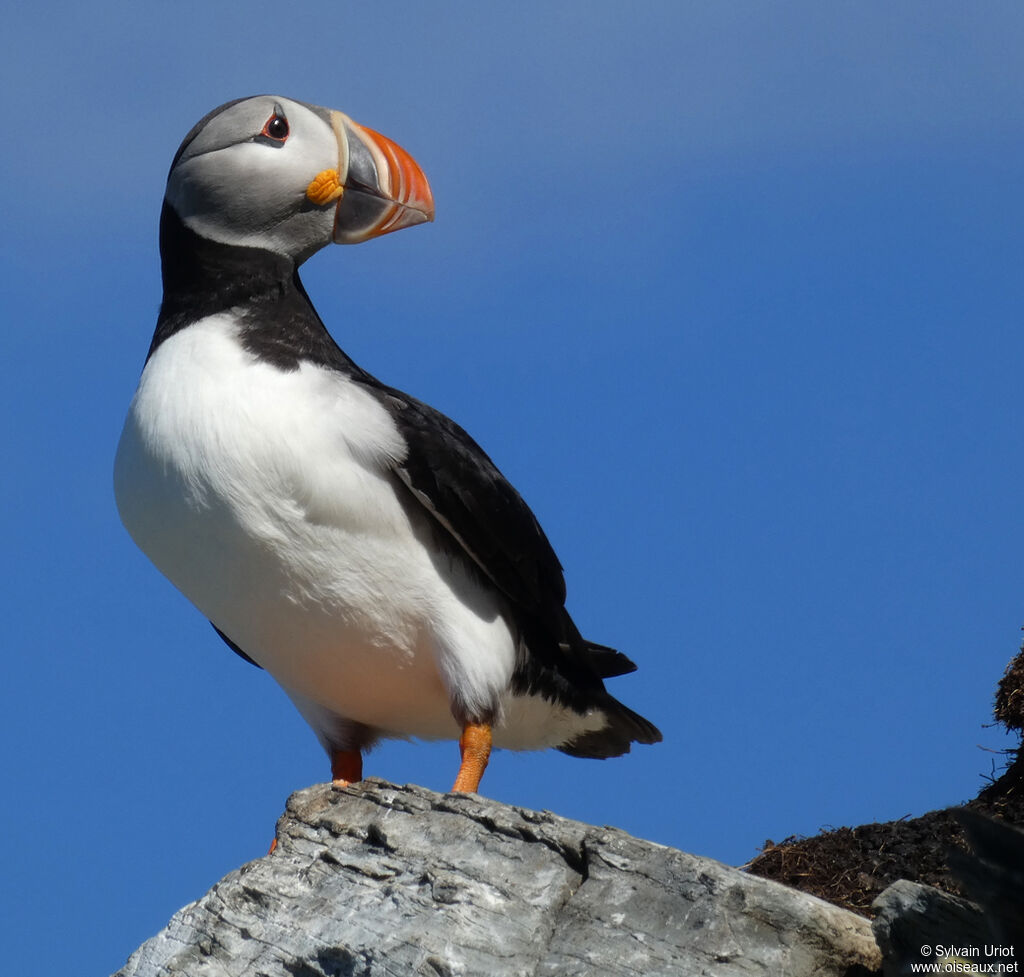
[4,2,1024,972]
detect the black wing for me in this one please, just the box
[374,386,567,617]
[370,383,662,754]
[363,383,641,691]
[208,358,657,752]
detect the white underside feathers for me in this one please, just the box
[114,313,607,752]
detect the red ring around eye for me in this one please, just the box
[261,114,289,141]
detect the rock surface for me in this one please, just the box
[114,779,881,977]
[871,881,991,976]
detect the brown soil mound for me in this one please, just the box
[746,644,1024,916]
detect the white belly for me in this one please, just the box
[113,314,517,741]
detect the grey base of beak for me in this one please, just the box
[333,190,395,244]
[329,113,434,245]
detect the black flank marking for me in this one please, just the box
[212,624,262,669]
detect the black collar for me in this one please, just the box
[148,203,360,375]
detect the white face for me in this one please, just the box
[166,96,339,262]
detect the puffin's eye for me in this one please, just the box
[259,114,290,142]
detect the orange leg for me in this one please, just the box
[451,721,492,793]
[331,748,363,786]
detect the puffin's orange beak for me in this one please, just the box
[307,110,434,245]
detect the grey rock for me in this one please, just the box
[871,880,991,976]
[114,779,881,977]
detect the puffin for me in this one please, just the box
[114,95,661,794]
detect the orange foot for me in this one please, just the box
[451,722,492,793]
[331,747,363,787]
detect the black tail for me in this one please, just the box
[558,695,663,759]
[585,640,639,678]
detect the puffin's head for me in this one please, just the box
[165,95,434,264]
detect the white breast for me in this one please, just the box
[113,314,517,740]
